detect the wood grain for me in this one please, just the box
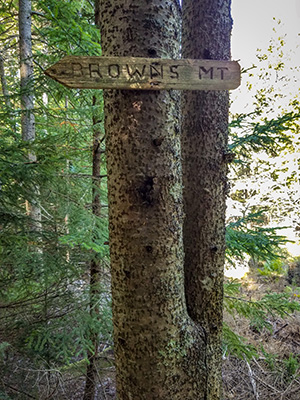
[45,56,240,91]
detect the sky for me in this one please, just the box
[231,0,300,112]
[231,0,300,67]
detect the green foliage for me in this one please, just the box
[228,32,300,273]
[229,111,297,157]
[283,353,300,379]
[0,342,10,361]
[0,2,299,397]
[225,36,300,371]
[224,280,300,329]
[261,346,276,370]
[21,290,112,364]
[260,347,300,382]
[0,3,112,397]
[223,280,300,360]
[0,392,12,400]
[223,322,258,361]
[257,258,286,277]
[226,210,289,263]
[36,0,101,56]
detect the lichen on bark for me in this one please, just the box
[182,1,233,398]
[99,0,231,398]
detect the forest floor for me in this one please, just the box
[223,269,300,400]
[83,269,300,400]
[2,270,300,399]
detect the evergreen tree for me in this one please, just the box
[227,32,300,270]
[0,1,112,397]
[181,1,233,397]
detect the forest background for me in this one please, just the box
[0,0,300,399]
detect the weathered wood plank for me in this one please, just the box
[45,56,240,91]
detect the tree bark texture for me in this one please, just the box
[0,52,16,134]
[19,0,35,145]
[18,0,41,230]
[99,1,209,399]
[83,94,104,400]
[182,1,233,398]
[83,3,103,398]
[0,53,12,109]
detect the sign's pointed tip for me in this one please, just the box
[44,65,73,88]
[44,67,55,78]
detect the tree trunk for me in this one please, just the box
[18,0,41,231]
[83,94,103,400]
[0,52,16,135]
[19,0,35,145]
[0,53,12,109]
[82,3,104,399]
[98,1,216,399]
[182,1,233,398]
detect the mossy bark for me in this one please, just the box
[99,0,230,398]
[182,1,233,398]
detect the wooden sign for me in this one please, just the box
[45,56,240,91]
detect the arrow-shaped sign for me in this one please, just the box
[45,56,241,91]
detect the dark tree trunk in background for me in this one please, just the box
[182,0,233,398]
[83,93,103,400]
[83,1,104,399]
